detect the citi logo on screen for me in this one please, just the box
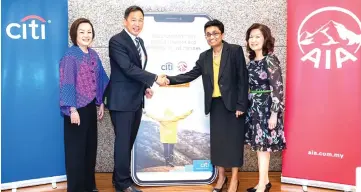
[297,7,361,69]
[161,62,173,71]
[192,160,213,172]
[5,15,51,40]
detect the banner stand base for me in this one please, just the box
[1,175,67,191]
[281,176,356,192]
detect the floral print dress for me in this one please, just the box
[245,54,286,152]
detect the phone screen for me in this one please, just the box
[131,13,216,185]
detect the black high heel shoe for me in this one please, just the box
[265,182,272,192]
[246,182,272,192]
[212,177,228,192]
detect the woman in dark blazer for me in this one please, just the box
[166,19,248,192]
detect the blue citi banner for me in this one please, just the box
[1,0,68,184]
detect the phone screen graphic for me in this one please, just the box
[131,13,216,186]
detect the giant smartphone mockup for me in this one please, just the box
[131,13,217,186]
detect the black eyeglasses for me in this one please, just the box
[205,32,221,38]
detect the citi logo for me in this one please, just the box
[6,15,51,40]
[161,62,173,71]
[199,161,209,168]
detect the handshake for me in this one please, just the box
[145,74,170,99]
[155,74,170,86]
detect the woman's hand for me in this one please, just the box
[235,110,244,118]
[268,112,277,129]
[98,103,104,120]
[70,108,80,126]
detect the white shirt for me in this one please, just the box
[124,29,145,68]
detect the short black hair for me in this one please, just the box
[69,18,95,46]
[204,19,224,33]
[124,5,144,19]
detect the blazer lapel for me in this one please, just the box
[121,30,142,66]
[206,50,214,87]
[219,42,229,79]
[140,39,147,69]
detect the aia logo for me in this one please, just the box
[297,7,361,69]
[6,15,51,40]
[177,61,187,72]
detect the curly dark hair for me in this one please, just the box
[245,23,275,60]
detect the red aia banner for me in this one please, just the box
[282,0,361,188]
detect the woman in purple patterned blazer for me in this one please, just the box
[59,18,109,192]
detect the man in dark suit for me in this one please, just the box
[164,19,249,192]
[107,5,167,192]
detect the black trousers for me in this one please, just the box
[64,100,97,192]
[110,108,142,190]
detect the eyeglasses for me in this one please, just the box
[205,32,221,38]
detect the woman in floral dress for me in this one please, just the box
[244,23,286,192]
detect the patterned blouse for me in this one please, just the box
[59,45,109,116]
[248,54,284,113]
[265,54,284,113]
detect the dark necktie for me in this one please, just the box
[135,37,142,61]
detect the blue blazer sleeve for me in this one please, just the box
[109,37,156,87]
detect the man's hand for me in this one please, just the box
[145,88,153,99]
[156,74,169,86]
[235,110,244,118]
